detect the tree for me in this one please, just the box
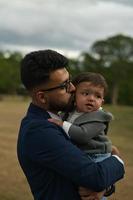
[90,34,133,105]
[0,51,22,94]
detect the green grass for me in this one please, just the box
[0,97,132,200]
[105,105,133,166]
[0,97,32,200]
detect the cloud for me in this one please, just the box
[0,0,133,56]
[102,0,133,7]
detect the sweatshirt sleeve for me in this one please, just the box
[68,122,106,144]
[62,121,72,136]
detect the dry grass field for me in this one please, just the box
[0,96,132,200]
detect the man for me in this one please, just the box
[17,49,124,200]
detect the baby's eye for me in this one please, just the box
[96,95,102,98]
[82,92,89,96]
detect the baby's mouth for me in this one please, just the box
[86,103,94,108]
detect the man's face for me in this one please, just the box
[43,68,75,113]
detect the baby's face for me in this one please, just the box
[75,82,104,113]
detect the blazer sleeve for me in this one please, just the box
[68,122,106,144]
[26,121,124,192]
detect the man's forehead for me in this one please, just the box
[49,68,69,82]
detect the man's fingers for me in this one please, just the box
[81,196,97,200]
[79,187,92,196]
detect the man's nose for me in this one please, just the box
[69,82,75,93]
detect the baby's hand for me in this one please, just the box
[48,118,63,126]
[79,187,105,200]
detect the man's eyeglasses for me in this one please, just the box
[41,79,72,93]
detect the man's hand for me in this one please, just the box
[79,187,105,200]
[48,118,63,126]
[111,145,120,157]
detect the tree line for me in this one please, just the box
[0,34,133,105]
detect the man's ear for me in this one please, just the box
[36,91,47,104]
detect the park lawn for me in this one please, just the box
[0,96,132,200]
[105,105,133,200]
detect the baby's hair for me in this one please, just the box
[72,72,108,95]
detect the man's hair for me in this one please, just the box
[72,72,108,95]
[21,49,69,90]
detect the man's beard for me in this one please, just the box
[48,100,68,113]
[47,93,74,114]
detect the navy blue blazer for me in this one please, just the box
[17,103,124,200]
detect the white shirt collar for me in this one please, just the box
[47,111,61,120]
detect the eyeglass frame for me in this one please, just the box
[41,79,72,93]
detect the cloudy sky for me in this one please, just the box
[0,0,133,57]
